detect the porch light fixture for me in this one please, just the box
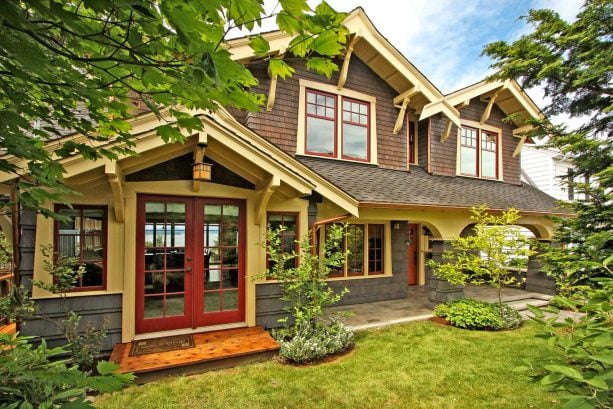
[192,162,213,182]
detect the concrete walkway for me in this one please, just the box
[328,284,553,331]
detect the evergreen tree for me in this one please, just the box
[483,0,612,289]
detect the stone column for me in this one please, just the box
[427,239,464,306]
[525,242,557,295]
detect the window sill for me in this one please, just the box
[456,173,503,183]
[32,290,123,300]
[254,273,393,284]
[296,154,378,167]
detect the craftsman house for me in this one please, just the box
[1,8,562,355]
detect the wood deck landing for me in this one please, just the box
[0,322,16,336]
[110,326,279,383]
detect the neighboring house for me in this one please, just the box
[522,145,577,201]
[0,8,565,352]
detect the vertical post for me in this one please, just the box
[427,239,464,306]
[525,241,557,295]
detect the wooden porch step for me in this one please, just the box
[0,322,16,336]
[110,326,279,384]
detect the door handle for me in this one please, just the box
[186,267,192,272]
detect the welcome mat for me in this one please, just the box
[129,334,195,356]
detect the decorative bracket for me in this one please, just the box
[337,35,360,90]
[255,175,281,225]
[393,86,420,135]
[480,91,500,124]
[104,161,125,223]
[266,73,278,112]
[440,119,453,143]
[512,125,534,157]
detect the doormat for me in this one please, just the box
[129,334,195,356]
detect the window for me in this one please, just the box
[324,223,384,277]
[407,120,417,165]
[306,90,337,156]
[267,213,299,270]
[303,85,373,163]
[460,126,499,179]
[342,99,369,161]
[55,206,107,290]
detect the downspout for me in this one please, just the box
[311,214,351,255]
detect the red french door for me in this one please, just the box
[136,195,245,334]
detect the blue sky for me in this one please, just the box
[249,0,583,112]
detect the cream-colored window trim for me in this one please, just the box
[297,79,377,165]
[456,120,503,181]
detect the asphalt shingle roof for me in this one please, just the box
[297,156,563,214]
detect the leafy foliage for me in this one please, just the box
[265,224,354,363]
[265,224,349,328]
[518,273,612,409]
[32,246,107,371]
[0,334,134,409]
[483,0,613,290]
[0,285,35,324]
[434,298,522,330]
[0,0,349,216]
[428,206,536,309]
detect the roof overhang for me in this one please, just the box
[0,108,359,217]
[421,79,543,129]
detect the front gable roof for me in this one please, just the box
[227,8,462,127]
[421,79,543,130]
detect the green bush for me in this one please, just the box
[518,275,613,409]
[434,298,521,330]
[276,318,354,364]
[0,334,133,408]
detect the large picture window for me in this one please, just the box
[305,88,371,162]
[460,126,499,179]
[324,223,384,278]
[55,205,107,290]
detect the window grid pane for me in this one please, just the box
[346,225,364,276]
[368,224,384,275]
[342,98,369,160]
[267,213,298,273]
[56,207,106,289]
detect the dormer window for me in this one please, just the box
[458,124,501,180]
[298,80,377,164]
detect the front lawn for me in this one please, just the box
[96,321,561,409]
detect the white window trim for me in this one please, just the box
[455,119,504,181]
[297,79,378,164]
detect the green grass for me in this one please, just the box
[95,322,561,409]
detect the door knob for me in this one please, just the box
[186,267,192,272]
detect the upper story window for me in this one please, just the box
[54,205,107,290]
[459,125,500,179]
[298,80,377,164]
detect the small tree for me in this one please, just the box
[265,224,348,329]
[33,246,107,372]
[428,206,536,311]
[264,224,354,363]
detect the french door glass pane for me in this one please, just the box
[204,292,220,312]
[144,296,164,318]
[222,290,239,311]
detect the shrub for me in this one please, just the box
[518,267,613,409]
[434,298,521,330]
[0,334,133,408]
[276,318,354,364]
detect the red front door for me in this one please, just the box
[407,223,419,286]
[136,195,245,333]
